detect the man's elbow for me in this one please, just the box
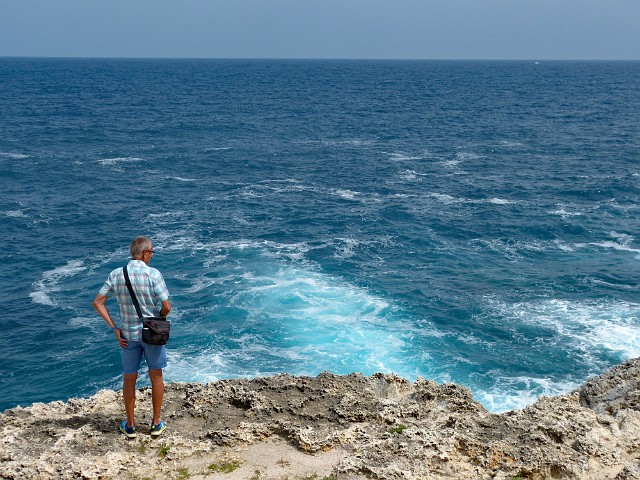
[92,294,107,312]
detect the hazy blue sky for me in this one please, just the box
[1,0,639,60]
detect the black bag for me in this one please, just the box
[123,266,170,345]
[142,317,171,345]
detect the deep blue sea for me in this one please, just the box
[1,58,639,413]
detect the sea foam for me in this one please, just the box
[30,260,86,307]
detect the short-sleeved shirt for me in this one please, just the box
[99,259,170,342]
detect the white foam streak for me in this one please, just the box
[573,232,640,255]
[498,141,525,148]
[488,198,517,205]
[588,241,640,254]
[147,211,185,219]
[165,349,228,383]
[68,316,102,332]
[0,152,30,159]
[169,177,198,182]
[333,189,359,200]
[476,376,581,413]
[183,277,222,294]
[97,157,143,166]
[333,238,359,258]
[494,298,640,361]
[549,208,582,217]
[456,151,484,160]
[5,210,28,218]
[426,193,519,206]
[30,260,86,306]
[429,193,463,204]
[388,152,424,161]
[553,240,575,252]
[472,297,640,411]
[440,159,461,168]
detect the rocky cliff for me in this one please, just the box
[2,359,640,479]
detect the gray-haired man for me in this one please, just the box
[93,236,172,438]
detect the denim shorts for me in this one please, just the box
[121,340,167,374]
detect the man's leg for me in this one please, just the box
[149,368,164,425]
[123,372,138,427]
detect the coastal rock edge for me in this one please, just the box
[1,359,640,479]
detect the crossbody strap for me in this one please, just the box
[123,265,144,320]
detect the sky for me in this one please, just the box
[1,0,639,60]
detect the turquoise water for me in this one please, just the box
[1,58,639,412]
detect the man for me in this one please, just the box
[93,236,172,439]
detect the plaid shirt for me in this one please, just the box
[99,260,170,342]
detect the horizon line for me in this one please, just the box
[1,55,639,63]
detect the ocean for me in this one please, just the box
[1,58,639,413]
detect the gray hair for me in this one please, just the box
[130,236,153,258]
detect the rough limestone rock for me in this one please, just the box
[579,357,640,415]
[1,363,640,479]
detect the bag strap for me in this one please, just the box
[123,265,144,320]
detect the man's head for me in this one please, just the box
[130,236,154,263]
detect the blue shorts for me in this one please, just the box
[121,340,167,374]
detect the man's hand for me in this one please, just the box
[115,328,128,348]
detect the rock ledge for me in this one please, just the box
[2,360,640,479]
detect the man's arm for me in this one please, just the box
[92,293,116,328]
[93,293,127,347]
[159,299,172,317]
[154,271,172,318]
